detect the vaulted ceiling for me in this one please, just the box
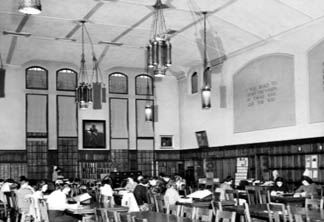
[1,0,324,76]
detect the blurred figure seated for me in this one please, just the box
[270,177,289,196]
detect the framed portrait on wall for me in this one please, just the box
[160,135,173,148]
[195,130,209,148]
[83,120,106,148]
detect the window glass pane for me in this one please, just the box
[26,66,48,89]
[57,69,77,91]
[135,74,153,95]
[191,72,198,94]
[109,72,128,94]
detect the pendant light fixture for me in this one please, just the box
[147,0,172,77]
[201,12,211,109]
[18,0,42,15]
[75,20,92,109]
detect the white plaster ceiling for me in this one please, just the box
[1,0,324,75]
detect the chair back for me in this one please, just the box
[305,198,323,209]
[242,202,252,222]
[146,191,156,211]
[132,217,148,222]
[107,209,120,222]
[259,190,271,204]
[224,190,239,203]
[165,204,180,216]
[153,194,165,213]
[193,207,213,221]
[211,200,222,215]
[179,205,195,219]
[287,205,306,222]
[38,199,49,222]
[116,212,132,222]
[267,203,287,222]
[215,210,236,222]
[96,208,109,222]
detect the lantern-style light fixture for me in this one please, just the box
[18,0,42,15]
[201,12,211,109]
[147,0,172,77]
[76,21,93,109]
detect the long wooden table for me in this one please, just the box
[130,211,198,222]
[224,204,324,222]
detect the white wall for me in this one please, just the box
[178,19,324,149]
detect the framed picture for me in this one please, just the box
[160,135,173,148]
[195,130,209,148]
[83,120,106,148]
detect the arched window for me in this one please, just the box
[109,72,128,94]
[135,74,153,95]
[26,66,48,89]
[56,68,77,91]
[191,72,198,94]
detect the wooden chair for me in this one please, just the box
[224,190,239,205]
[246,188,260,205]
[146,191,156,211]
[38,199,49,222]
[243,202,265,222]
[96,208,109,222]
[211,200,223,215]
[215,210,236,222]
[305,198,323,209]
[165,204,180,216]
[193,207,213,221]
[116,212,132,222]
[132,217,148,222]
[267,203,287,222]
[153,194,165,213]
[287,205,306,222]
[106,209,120,222]
[4,192,20,222]
[179,205,195,219]
[259,190,271,204]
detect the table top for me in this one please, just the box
[130,211,197,222]
[224,204,324,222]
[66,204,128,215]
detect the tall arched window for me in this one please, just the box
[191,72,198,94]
[135,74,153,95]
[26,66,48,89]
[109,72,128,94]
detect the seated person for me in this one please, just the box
[124,177,137,192]
[294,176,320,198]
[164,180,181,207]
[270,177,289,196]
[99,178,114,208]
[47,183,81,222]
[216,176,233,201]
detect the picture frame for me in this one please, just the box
[83,120,106,148]
[160,135,173,148]
[195,130,209,148]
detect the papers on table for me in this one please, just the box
[186,190,212,199]
[178,198,193,203]
[73,193,92,203]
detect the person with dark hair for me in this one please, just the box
[15,176,34,220]
[294,176,320,198]
[133,176,149,211]
[217,176,234,201]
[270,177,289,196]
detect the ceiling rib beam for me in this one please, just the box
[6,15,30,64]
[274,0,314,19]
[65,2,104,39]
[97,12,154,64]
